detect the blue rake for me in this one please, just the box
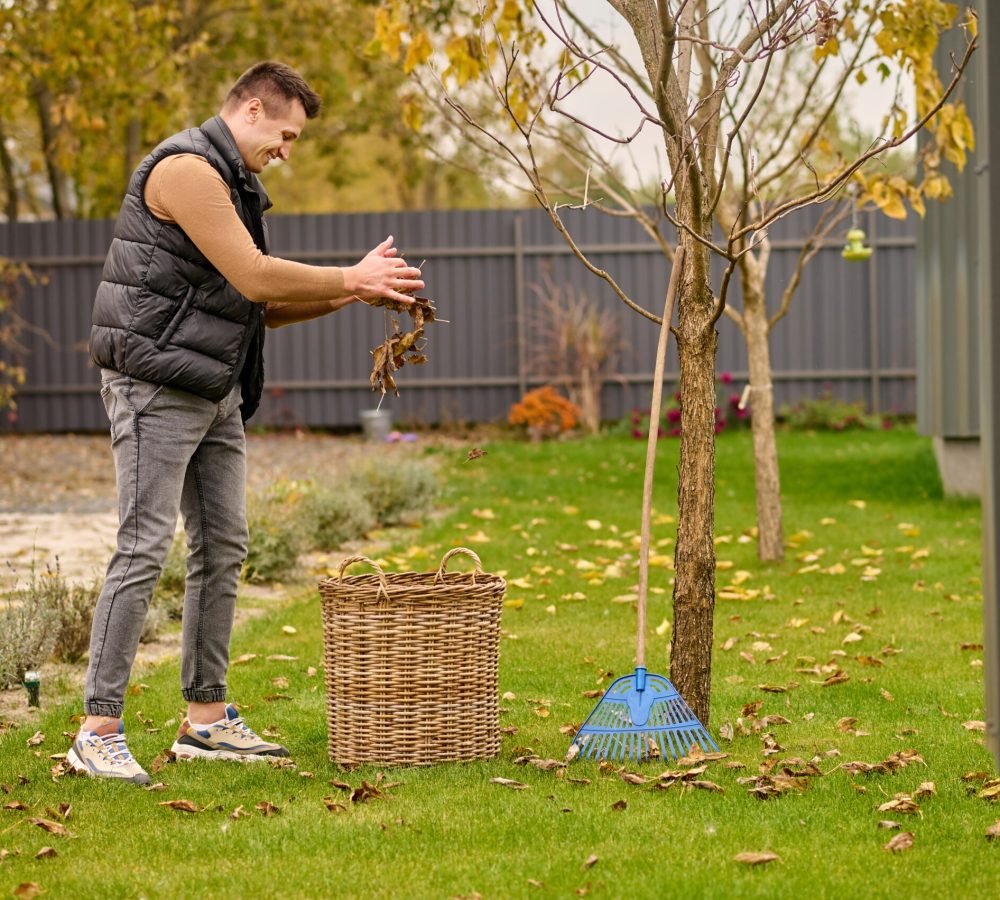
[569,247,715,764]
[571,666,718,763]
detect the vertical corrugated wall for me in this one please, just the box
[1,205,914,433]
[916,14,983,437]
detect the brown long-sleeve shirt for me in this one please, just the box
[145,154,351,325]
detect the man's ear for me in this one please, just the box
[245,97,263,123]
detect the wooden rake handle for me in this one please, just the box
[636,247,685,668]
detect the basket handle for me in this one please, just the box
[435,547,484,584]
[337,555,391,602]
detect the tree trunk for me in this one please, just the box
[669,243,718,726]
[0,120,18,222]
[124,116,143,192]
[32,80,69,220]
[744,288,784,561]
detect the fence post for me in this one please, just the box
[867,208,881,414]
[514,213,527,401]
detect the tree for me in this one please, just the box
[0,0,493,220]
[375,0,976,722]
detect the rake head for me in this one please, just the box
[570,667,718,763]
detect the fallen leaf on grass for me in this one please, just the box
[229,805,249,820]
[158,800,199,814]
[3,800,28,811]
[914,781,936,798]
[26,732,44,747]
[13,884,43,899]
[878,797,920,815]
[690,780,725,794]
[878,820,901,830]
[466,448,488,462]
[150,749,177,773]
[266,654,298,661]
[610,799,628,811]
[490,777,529,790]
[734,851,781,865]
[986,820,1000,841]
[34,847,57,859]
[882,832,914,853]
[977,779,1000,801]
[233,653,257,665]
[582,854,599,869]
[322,797,348,813]
[28,817,74,837]
[255,801,280,816]
[962,720,986,732]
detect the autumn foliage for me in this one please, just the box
[508,386,579,439]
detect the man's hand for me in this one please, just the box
[345,236,424,305]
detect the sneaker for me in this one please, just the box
[67,722,151,785]
[170,704,289,761]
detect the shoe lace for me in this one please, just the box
[224,716,260,740]
[100,733,139,768]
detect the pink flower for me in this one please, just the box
[631,428,643,439]
[719,371,733,385]
[668,426,682,438]
[666,408,682,423]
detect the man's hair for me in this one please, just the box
[223,61,322,119]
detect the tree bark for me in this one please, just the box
[32,80,69,220]
[743,285,784,562]
[0,120,18,222]
[669,239,718,726]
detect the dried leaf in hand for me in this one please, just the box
[369,298,436,397]
[733,851,781,865]
[882,831,914,853]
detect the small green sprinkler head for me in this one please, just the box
[842,227,873,261]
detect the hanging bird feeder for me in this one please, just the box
[842,185,873,261]
[842,227,873,261]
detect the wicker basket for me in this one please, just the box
[319,548,505,766]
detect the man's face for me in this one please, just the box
[238,97,307,174]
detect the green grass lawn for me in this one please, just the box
[1,427,997,899]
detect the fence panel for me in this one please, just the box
[0,206,916,433]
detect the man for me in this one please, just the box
[69,61,423,784]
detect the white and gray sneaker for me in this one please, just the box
[67,722,151,785]
[170,704,289,761]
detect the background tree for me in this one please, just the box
[0,0,494,220]
[376,0,976,721]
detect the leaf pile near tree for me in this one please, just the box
[367,296,436,398]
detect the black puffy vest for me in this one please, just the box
[90,115,269,421]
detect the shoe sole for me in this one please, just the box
[67,747,152,785]
[169,743,274,762]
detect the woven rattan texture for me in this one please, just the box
[319,553,505,766]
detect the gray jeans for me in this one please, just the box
[84,371,248,717]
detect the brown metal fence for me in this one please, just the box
[0,205,915,433]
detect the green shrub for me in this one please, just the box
[151,534,188,620]
[52,577,101,664]
[299,481,376,550]
[355,458,440,526]
[778,390,886,431]
[0,559,62,688]
[242,487,308,583]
